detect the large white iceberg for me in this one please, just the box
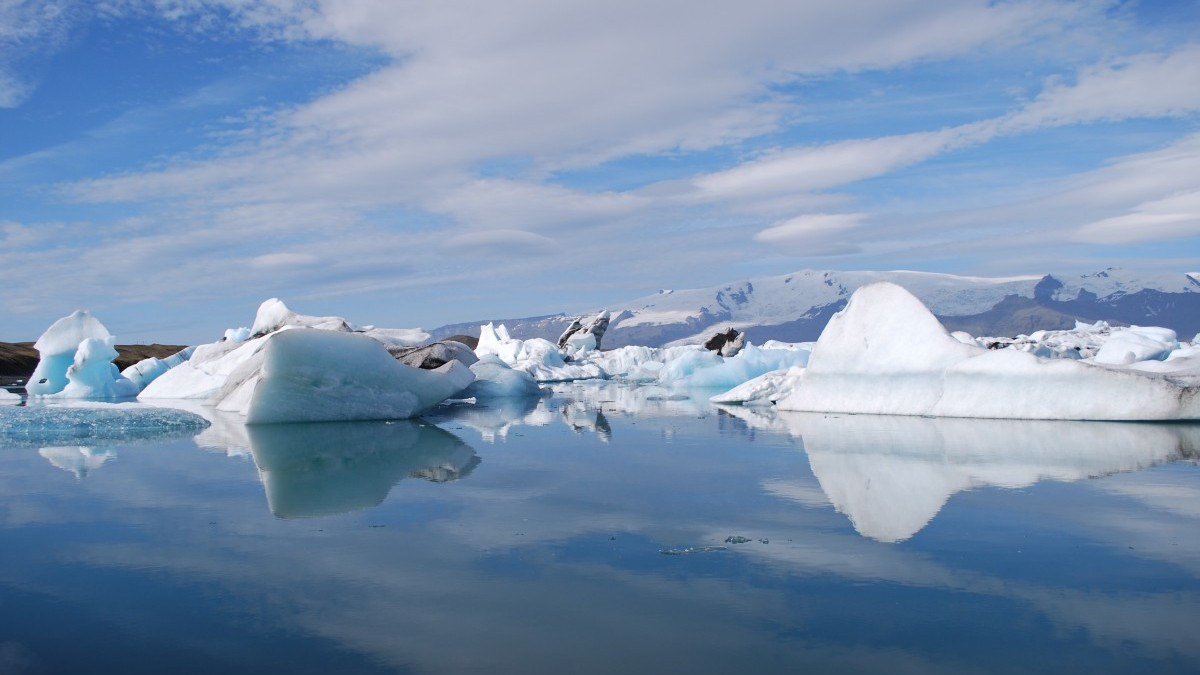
[772,282,1200,420]
[211,328,474,424]
[141,298,435,401]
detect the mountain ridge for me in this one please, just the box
[428,268,1200,347]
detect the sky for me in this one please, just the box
[1,0,1199,344]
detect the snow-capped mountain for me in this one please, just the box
[430,268,1200,347]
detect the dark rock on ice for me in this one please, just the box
[557,311,611,350]
[704,328,745,357]
[390,340,480,370]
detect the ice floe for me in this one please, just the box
[0,402,209,446]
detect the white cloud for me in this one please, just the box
[249,251,321,268]
[1073,189,1200,245]
[694,130,972,197]
[1003,45,1200,130]
[445,228,557,258]
[754,213,866,244]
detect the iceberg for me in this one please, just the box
[121,346,195,391]
[139,336,269,400]
[26,310,139,399]
[462,354,545,399]
[212,328,474,424]
[476,320,810,392]
[773,282,1200,420]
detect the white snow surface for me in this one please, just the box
[213,328,474,424]
[771,282,1200,420]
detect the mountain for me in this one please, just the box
[428,268,1200,348]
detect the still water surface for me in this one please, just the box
[1,383,1198,674]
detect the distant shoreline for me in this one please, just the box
[0,342,187,390]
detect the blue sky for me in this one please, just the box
[2,0,1198,343]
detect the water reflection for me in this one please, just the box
[748,410,1200,542]
[38,445,117,478]
[246,420,477,518]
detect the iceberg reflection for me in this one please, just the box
[247,420,477,518]
[38,445,117,478]
[768,412,1199,542]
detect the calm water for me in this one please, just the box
[1,383,1198,674]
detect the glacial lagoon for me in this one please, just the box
[1,383,1198,674]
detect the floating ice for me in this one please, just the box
[142,299,432,401]
[0,403,209,446]
[121,346,195,391]
[139,336,267,400]
[27,310,115,396]
[477,320,810,393]
[710,366,805,406]
[462,354,545,399]
[772,282,1200,420]
[213,328,474,424]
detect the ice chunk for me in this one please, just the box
[1093,326,1178,365]
[121,346,195,392]
[214,328,475,424]
[774,282,1200,420]
[249,297,358,335]
[711,366,805,406]
[0,403,209,446]
[139,336,269,400]
[462,354,545,399]
[27,310,113,395]
[53,337,140,399]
